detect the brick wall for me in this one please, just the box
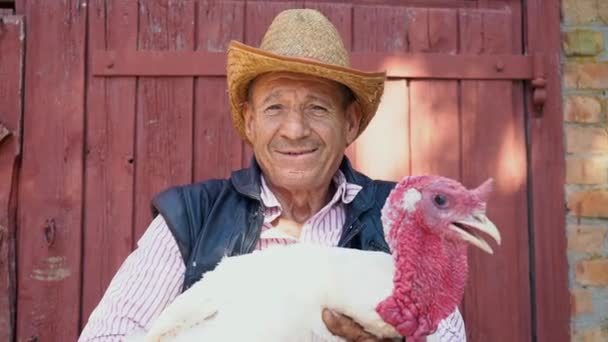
[562,1,608,341]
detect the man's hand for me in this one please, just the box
[322,309,395,342]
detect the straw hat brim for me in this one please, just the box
[227,41,386,143]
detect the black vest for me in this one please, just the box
[152,158,396,291]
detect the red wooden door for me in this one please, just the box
[343,4,531,342]
[7,0,566,341]
[0,14,23,342]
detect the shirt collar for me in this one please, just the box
[260,169,358,213]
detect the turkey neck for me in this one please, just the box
[380,213,469,336]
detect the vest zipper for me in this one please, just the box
[338,221,363,247]
[243,205,264,253]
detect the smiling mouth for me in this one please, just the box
[277,148,318,156]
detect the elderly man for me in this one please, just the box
[80,9,465,341]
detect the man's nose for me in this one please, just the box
[279,110,311,140]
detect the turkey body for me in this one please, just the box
[136,243,402,342]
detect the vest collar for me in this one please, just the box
[230,156,375,211]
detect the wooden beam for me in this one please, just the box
[526,0,570,341]
[92,50,535,80]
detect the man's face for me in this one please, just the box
[243,72,361,191]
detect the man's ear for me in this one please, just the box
[345,101,362,146]
[243,102,255,142]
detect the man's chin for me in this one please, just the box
[272,171,325,190]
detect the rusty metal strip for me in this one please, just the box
[92,50,535,80]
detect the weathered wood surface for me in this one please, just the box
[408,8,460,180]
[6,1,566,341]
[351,5,535,341]
[195,0,245,181]
[459,9,532,342]
[81,0,139,324]
[0,14,23,342]
[527,0,569,340]
[16,1,87,340]
[352,5,409,180]
[133,0,196,241]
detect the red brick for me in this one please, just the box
[564,96,602,123]
[570,289,594,315]
[568,191,608,218]
[572,328,608,342]
[568,225,607,254]
[565,126,608,154]
[575,259,608,286]
[564,63,608,89]
[562,0,598,24]
[566,158,607,184]
[599,1,608,24]
[563,30,604,57]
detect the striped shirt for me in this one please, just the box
[79,171,466,341]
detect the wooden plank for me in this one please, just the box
[0,15,22,342]
[354,5,409,53]
[81,0,138,327]
[13,0,24,15]
[355,80,409,181]
[250,0,477,8]
[16,1,86,340]
[93,51,226,76]
[408,8,460,179]
[198,0,245,52]
[133,0,195,241]
[526,0,569,340]
[352,4,409,178]
[195,1,244,180]
[460,9,532,342]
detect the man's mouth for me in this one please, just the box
[277,148,318,156]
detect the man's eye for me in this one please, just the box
[264,104,282,114]
[310,105,328,114]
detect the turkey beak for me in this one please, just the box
[449,214,501,254]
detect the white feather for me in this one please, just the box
[127,243,405,342]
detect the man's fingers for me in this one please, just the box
[322,309,386,342]
[322,309,362,338]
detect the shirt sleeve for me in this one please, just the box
[436,308,467,342]
[78,215,186,341]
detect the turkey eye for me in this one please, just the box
[433,194,448,207]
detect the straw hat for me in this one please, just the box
[226,9,386,143]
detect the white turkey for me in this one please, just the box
[128,175,500,342]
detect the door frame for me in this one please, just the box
[523,0,569,341]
